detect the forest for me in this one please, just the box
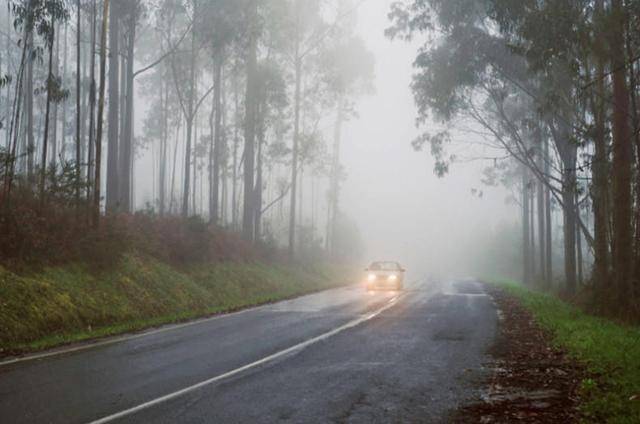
[389,0,640,321]
[1,0,639,322]
[0,0,373,268]
[1,2,639,421]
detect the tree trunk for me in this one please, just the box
[192,105,198,214]
[75,0,82,214]
[4,23,28,202]
[328,101,343,255]
[232,71,239,230]
[576,191,583,286]
[242,0,258,241]
[537,135,546,286]
[220,71,228,224]
[288,47,301,257]
[120,10,135,213]
[254,108,264,241]
[181,3,198,218]
[610,0,633,312]
[51,22,60,171]
[592,0,610,306]
[544,136,553,286]
[94,0,110,227]
[208,91,215,219]
[159,77,168,216]
[561,152,578,295]
[625,18,640,292]
[80,19,89,182]
[25,31,34,182]
[211,55,223,224]
[60,23,68,161]
[87,0,97,206]
[106,0,120,212]
[530,180,536,278]
[522,166,531,286]
[2,10,9,150]
[39,24,56,208]
[170,124,180,214]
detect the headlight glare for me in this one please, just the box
[367,273,376,282]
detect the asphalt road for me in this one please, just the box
[0,278,497,423]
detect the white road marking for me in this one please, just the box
[87,294,402,424]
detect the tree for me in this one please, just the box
[320,34,374,255]
[242,0,259,240]
[74,0,81,215]
[387,0,639,315]
[609,0,633,313]
[93,0,109,227]
[106,0,120,212]
[36,0,69,208]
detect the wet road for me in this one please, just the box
[0,279,497,423]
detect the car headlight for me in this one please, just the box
[367,273,376,282]
[388,274,397,281]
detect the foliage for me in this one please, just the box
[10,0,70,48]
[387,0,640,315]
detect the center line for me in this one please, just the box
[88,294,402,424]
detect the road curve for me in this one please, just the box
[0,279,497,423]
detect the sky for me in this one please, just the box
[339,0,518,278]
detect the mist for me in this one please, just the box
[340,0,518,278]
[2,1,640,422]
[121,0,519,282]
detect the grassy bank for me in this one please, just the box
[492,280,640,423]
[0,255,354,356]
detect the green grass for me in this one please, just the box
[0,255,354,355]
[492,280,640,423]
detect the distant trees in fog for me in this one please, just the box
[389,0,640,318]
[0,0,373,261]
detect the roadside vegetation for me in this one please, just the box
[494,280,640,423]
[0,252,353,356]
[0,0,372,357]
[0,190,357,356]
[391,0,640,322]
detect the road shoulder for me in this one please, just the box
[454,284,584,423]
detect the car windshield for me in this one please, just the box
[369,262,400,271]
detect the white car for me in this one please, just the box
[365,261,406,291]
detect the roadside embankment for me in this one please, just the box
[0,254,355,356]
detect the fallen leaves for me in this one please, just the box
[453,285,585,423]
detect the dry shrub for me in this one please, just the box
[127,212,260,265]
[0,186,126,268]
[0,186,267,269]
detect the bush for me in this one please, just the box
[0,185,263,269]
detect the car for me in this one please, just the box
[364,261,406,291]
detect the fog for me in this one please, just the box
[2,3,637,420]
[131,0,519,279]
[336,1,518,278]
[1,0,554,283]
